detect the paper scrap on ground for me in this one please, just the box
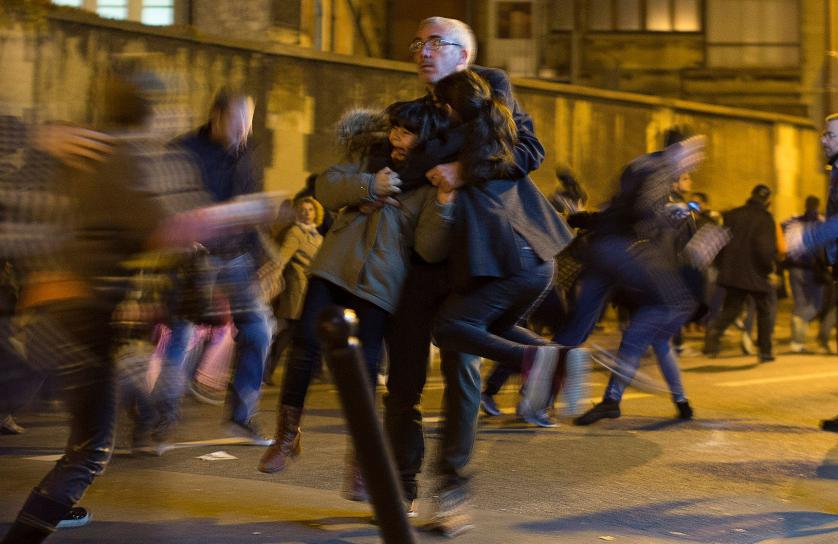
[196,451,238,461]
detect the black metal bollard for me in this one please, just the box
[316,306,417,544]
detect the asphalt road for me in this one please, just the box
[2,316,837,543]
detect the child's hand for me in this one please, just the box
[374,167,402,197]
[436,187,456,205]
[426,161,464,192]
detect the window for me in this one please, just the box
[617,0,642,31]
[142,0,174,25]
[52,1,175,26]
[496,2,533,39]
[97,0,128,20]
[586,0,701,32]
[706,0,799,67]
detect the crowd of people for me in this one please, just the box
[1,15,837,544]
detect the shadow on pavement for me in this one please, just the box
[683,362,761,373]
[518,500,838,543]
[672,460,821,485]
[0,517,379,544]
[817,441,838,480]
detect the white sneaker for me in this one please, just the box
[425,487,474,537]
[740,332,755,355]
[225,421,275,446]
[790,341,805,353]
[518,345,560,417]
[563,348,591,416]
[56,507,91,529]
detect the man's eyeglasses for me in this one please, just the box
[823,131,838,139]
[409,37,462,53]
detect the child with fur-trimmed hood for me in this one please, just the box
[258,98,456,484]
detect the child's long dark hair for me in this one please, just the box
[433,70,517,184]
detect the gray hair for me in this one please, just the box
[419,17,476,65]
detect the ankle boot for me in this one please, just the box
[257,404,302,474]
[676,399,693,420]
[1,521,52,544]
[2,491,70,544]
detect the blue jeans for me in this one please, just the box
[552,269,612,346]
[552,235,694,401]
[279,277,389,409]
[153,255,272,427]
[604,337,686,403]
[789,267,824,322]
[151,319,195,429]
[217,255,273,425]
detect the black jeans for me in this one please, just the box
[384,261,481,500]
[705,286,773,357]
[432,245,554,366]
[6,301,116,537]
[280,277,389,408]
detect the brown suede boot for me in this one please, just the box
[257,405,302,474]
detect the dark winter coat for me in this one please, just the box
[450,176,573,292]
[716,198,777,293]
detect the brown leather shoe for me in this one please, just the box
[257,404,302,473]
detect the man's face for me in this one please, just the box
[212,97,254,150]
[822,119,838,160]
[413,23,467,86]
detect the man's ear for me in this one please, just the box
[458,47,469,68]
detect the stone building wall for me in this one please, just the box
[191,0,273,43]
[0,8,825,221]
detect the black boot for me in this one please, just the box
[573,400,620,426]
[821,416,838,433]
[676,400,693,420]
[2,491,71,544]
[1,522,52,544]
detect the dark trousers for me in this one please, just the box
[705,286,773,357]
[279,277,388,408]
[432,246,553,366]
[0,317,44,415]
[3,301,116,541]
[384,261,480,500]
